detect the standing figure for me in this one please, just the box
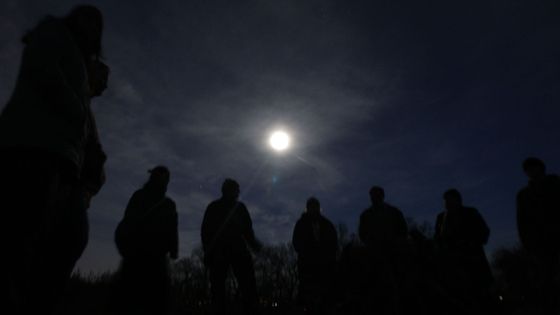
[359,186,408,248]
[292,197,338,314]
[435,189,493,310]
[358,186,408,314]
[517,158,560,313]
[0,6,104,314]
[115,166,179,315]
[47,58,110,308]
[201,179,262,315]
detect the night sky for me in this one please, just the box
[1,0,559,273]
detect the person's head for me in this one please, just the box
[306,197,321,217]
[64,5,103,58]
[147,165,170,189]
[88,59,109,97]
[221,178,240,202]
[369,186,385,206]
[443,189,462,211]
[523,157,546,181]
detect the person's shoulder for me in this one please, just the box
[360,206,373,216]
[545,174,560,185]
[236,202,251,215]
[463,206,482,217]
[517,186,529,195]
[131,189,144,199]
[34,17,63,34]
[321,215,336,230]
[386,203,403,214]
[164,197,176,208]
[465,206,477,212]
[206,199,222,210]
[28,17,69,45]
[319,213,333,224]
[294,214,306,227]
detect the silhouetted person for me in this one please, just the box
[47,58,109,310]
[435,189,493,311]
[0,6,104,314]
[337,237,374,315]
[359,186,408,249]
[201,179,262,315]
[292,197,338,314]
[358,186,408,314]
[517,158,560,313]
[115,166,178,315]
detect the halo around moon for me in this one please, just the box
[269,130,290,151]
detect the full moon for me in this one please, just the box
[269,131,291,151]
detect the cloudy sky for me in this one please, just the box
[1,0,559,273]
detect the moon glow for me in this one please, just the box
[269,131,291,152]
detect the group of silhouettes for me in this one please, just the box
[0,5,558,315]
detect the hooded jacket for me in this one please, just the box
[0,17,90,176]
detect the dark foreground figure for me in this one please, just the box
[435,189,493,313]
[517,158,560,314]
[47,53,109,314]
[292,197,338,314]
[201,179,262,315]
[0,6,105,314]
[114,166,178,315]
[358,186,409,315]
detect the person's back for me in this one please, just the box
[517,171,560,257]
[435,206,489,252]
[434,189,492,311]
[293,212,337,267]
[292,197,337,314]
[202,197,256,258]
[122,188,178,258]
[516,158,560,313]
[201,179,261,315]
[359,187,407,250]
[115,166,178,315]
[357,186,408,315]
[359,203,408,248]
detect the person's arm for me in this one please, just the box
[200,204,213,253]
[80,108,107,201]
[327,220,339,257]
[240,203,262,252]
[25,21,87,124]
[358,212,368,244]
[292,219,303,254]
[395,208,408,238]
[517,191,536,252]
[434,213,443,242]
[472,208,490,245]
[169,203,179,260]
